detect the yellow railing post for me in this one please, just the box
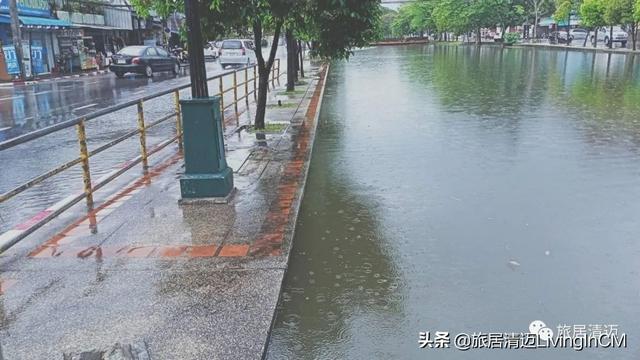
[253,65,257,101]
[137,100,149,169]
[174,90,183,152]
[219,76,225,129]
[233,70,238,116]
[76,119,94,209]
[244,67,249,105]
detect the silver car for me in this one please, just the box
[591,26,629,47]
[219,39,257,69]
[569,28,588,41]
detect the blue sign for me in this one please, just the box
[0,0,51,18]
[31,44,44,74]
[2,45,19,75]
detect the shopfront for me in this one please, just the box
[0,0,70,78]
[56,28,99,72]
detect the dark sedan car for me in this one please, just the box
[110,46,179,78]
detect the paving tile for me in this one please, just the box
[218,244,250,257]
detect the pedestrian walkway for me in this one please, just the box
[0,63,328,359]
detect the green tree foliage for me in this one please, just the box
[580,0,606,46]
[377,7,398,39]
[433,0,469,35]
[580,0,606,29]
[132,0,379,128]
[553,0,578,45]
[604,0,638,49]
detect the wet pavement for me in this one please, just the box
[0,64,326,359]
[0,59,279,235]
[267,45,640,359]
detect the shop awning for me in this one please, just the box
[19,16,72,28]
[0,15,11,24]
[537,15,581,27]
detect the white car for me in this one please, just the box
[219,39,257,68]
[203,42,218,60]
[591,26,629,47]
[569,28,588,40]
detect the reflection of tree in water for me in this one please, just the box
[423,45,549,118]
[547,52,640,151]
[268,66,404,359]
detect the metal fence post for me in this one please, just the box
[218,76,225,129]
[233,70,238,116]
[253,65,257,101]
[174,90,183,151]
[76,119,94,209]
[244,67,249,105]
[137,100,149,169]
[276,59,281,85]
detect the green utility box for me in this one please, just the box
[179,97,234,198]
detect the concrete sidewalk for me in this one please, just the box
[0,64,328,359]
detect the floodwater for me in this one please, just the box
[267,45,640,359]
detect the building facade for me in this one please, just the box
[0,0,71,79]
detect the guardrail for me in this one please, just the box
[0,59,282,253]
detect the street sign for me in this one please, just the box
[2,45,19,74]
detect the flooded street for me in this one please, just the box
[267,45,640,359]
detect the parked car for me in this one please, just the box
[591,26,628,47]
[219,39,257,68]
[110,46,179,78]
[203,42,219,60]
[569,28,588,41]
[549,31,571,44]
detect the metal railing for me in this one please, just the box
[0,59,282,252]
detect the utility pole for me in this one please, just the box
[9,0,23,80]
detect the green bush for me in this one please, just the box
[504,32,521,45]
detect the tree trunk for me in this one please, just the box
[533,8,539,42]
[566,15,571,47]
[632,23,637,51]
[255,69,270,129]
[583,29,589,47]
[9,0,23,80]
[476,27,481,45]
[253,18,283,129]
[298,40,304,78]
[285,28,295,91]
[609,26,613,49]
[593,28,598,48]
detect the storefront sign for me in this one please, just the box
[0,0,51,18]
[58,29,84,38]
[30,44,44,74]
[2,45,19,74]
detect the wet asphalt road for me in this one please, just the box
[0,61,222,142]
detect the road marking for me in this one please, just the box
[0,95,23,101]
[0,126,11,132]
[72,103,98,112]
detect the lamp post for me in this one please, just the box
[179,0,234,200]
